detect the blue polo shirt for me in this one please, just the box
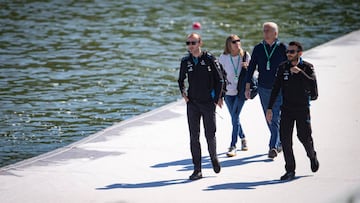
[246,40,287,89]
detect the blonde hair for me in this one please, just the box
[223,34,244,56]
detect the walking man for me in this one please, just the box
[266,41,319,181]
[245,22,287,159]
[178,33,224,180]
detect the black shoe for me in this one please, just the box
[310,153,319,172]
[280,171,295,181]
[211,158,221,174]
[268,148,278,159]
[189,171,202,180]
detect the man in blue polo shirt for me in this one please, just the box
[245,22,287,159]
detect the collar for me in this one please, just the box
[263,39,279,46]
[288,57,303,67]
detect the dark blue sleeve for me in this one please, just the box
[246,46,259,83]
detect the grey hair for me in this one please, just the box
[263,22,279,36]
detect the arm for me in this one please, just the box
[302,64,318,100]
[212,58,225,108]
[245,49,257,99]
[291,63,318,100]
[178,58,189,102]
[266,66,283,123]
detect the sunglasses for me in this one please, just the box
[286,49,298,54]
[231,39,241,44]
[186,41,199,45]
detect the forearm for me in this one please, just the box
[267,78,281,109]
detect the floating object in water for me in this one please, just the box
[192,22,201,30]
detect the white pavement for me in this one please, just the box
[1,30,360,203]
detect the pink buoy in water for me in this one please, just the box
[192,22,201,30]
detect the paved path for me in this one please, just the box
[1,30,360,203]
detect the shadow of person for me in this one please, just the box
[216,153,272,168]
[151,157,193,171]
[204,175,312,191]
[151,153,271,171]
[96,178,191,190]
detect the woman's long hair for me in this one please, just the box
[223,34,244,57]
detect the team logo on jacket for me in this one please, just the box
[200,60,206,66]
[283,70,290,80]
[187,61,193,72]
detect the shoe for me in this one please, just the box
[226,146,236,157]
[268,148,278,159]
[241,139,248,151]
[189,170,202,180]
[280,171,295,181]
[310,153,319,172]
[211,158,221,173]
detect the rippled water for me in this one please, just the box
[1,0,359,167]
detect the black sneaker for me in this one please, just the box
[268,148,278,159]
[211,158,221,173]
[280,171,295,181]
[310,153,319,172]
[189,171,202,180]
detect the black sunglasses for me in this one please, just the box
[186,41,199,45]
[286,49,298,54]
[231,39,241,44]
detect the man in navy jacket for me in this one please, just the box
[245,22,287,159]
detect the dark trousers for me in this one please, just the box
[280,108,316,172]
[187,101,217,172]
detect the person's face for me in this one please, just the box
[186,36,201,54]
[263,25,277,42]
[230,37,241,52]
[286,45,302,61]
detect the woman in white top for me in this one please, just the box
[219,34,251,157]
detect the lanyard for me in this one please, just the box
[263,41,278,70]
[230,55,240,80]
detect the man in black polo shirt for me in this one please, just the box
[266,41,319,181]
[178,33,224,180]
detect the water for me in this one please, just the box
[0,0,359,168]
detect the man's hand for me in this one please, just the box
[182,93,189,102]
[216,98,223,108]
[266,109,273,124]
[290,66,301,74]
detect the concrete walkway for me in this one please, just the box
[1,30,360,203]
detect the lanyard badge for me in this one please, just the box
[230,55,240,82]
[263,41,278,71]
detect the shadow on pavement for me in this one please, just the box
[96,179,191,190]
[97,153,292,190]
[151,153,272,171]
[204,175,312,191]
